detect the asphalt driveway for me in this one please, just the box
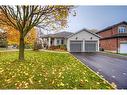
[71,52,127,89]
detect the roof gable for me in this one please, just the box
[68,28,101,38]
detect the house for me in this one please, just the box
[42,31,73,48]
[97,21,127,53]
[67,28,100,52]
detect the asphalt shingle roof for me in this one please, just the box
[42,31,74,38]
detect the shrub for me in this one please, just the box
[59,44,67,50]
[48,44,67,51]
[48,45,58,50]
[0,41,8,48]
[25,44,34,49]
[99,47,104,51]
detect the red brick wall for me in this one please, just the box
[112,26,118,35]
[100,38,127,52]
[100,38,117,51]
[98,26,118,38]
[98,24,127,38]
[98,29,112,38]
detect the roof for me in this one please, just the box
[88,29,98,33]
[97,21,127,33]
[100,33,127,40]
[68,28,101,38]
[42,31,74,38]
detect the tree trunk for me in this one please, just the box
[19,33,25,60]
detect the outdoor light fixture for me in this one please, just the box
[76,37,78,40]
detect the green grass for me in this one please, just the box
[0,48,6,51]
[104,51,127,56]
[0,51,113,89]
[119,54,127,56]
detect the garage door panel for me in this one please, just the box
[85,41,97,52]
[70,41,83,52]
[120,43,127,53]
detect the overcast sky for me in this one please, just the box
[62,6,127,33]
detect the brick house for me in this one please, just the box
[97,21,127,53]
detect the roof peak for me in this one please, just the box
[68,28,101,38]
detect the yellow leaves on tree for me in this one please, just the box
[6,27,19,45]
[25,28,37,45]
[53,6,71,28]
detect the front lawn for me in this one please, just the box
[0,51,113,89]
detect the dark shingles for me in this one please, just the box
[42,31,74,38]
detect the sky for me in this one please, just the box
[63,6,127,33]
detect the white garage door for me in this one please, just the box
[85,41,97,52]
[120,43,127,53]
[70,41,83,52]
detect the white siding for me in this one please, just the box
[54,38,67,46]
[67,30,100,52]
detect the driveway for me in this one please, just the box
[71,52,127,89]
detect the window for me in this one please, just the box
[57,39,60,45]
[118,26,126,33]
[57,39,64,45]
[61,39,64,44]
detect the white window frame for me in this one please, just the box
[56,39,61,45]
[118,26,126,33]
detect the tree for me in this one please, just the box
[0,25,36,46]
[0,31,7,48]
[0,5,72,60]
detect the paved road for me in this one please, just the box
[71,52,127,89]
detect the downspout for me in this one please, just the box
[116,37,119,54]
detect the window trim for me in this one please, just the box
[61,39,64,44]
[118,26,126,33]
[57,39,60,45]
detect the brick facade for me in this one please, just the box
[100,38,117,51]
[97,22,127,52]
[100,38,127,52]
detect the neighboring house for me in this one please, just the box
[97,21,127,53]
[67,28,100,52]
[42,31,73,48]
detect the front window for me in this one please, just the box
[118,26,126,33]
[57,39,60,45]
[61,39,64,44]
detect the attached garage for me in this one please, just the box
[67,28,100,52]
[85,41,97,52]
[120,42,127,54]
[70,41,83,52]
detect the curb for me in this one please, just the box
[100,51,127,59]
[69,53,115,89]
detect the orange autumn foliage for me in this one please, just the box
[0,26,36,45]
